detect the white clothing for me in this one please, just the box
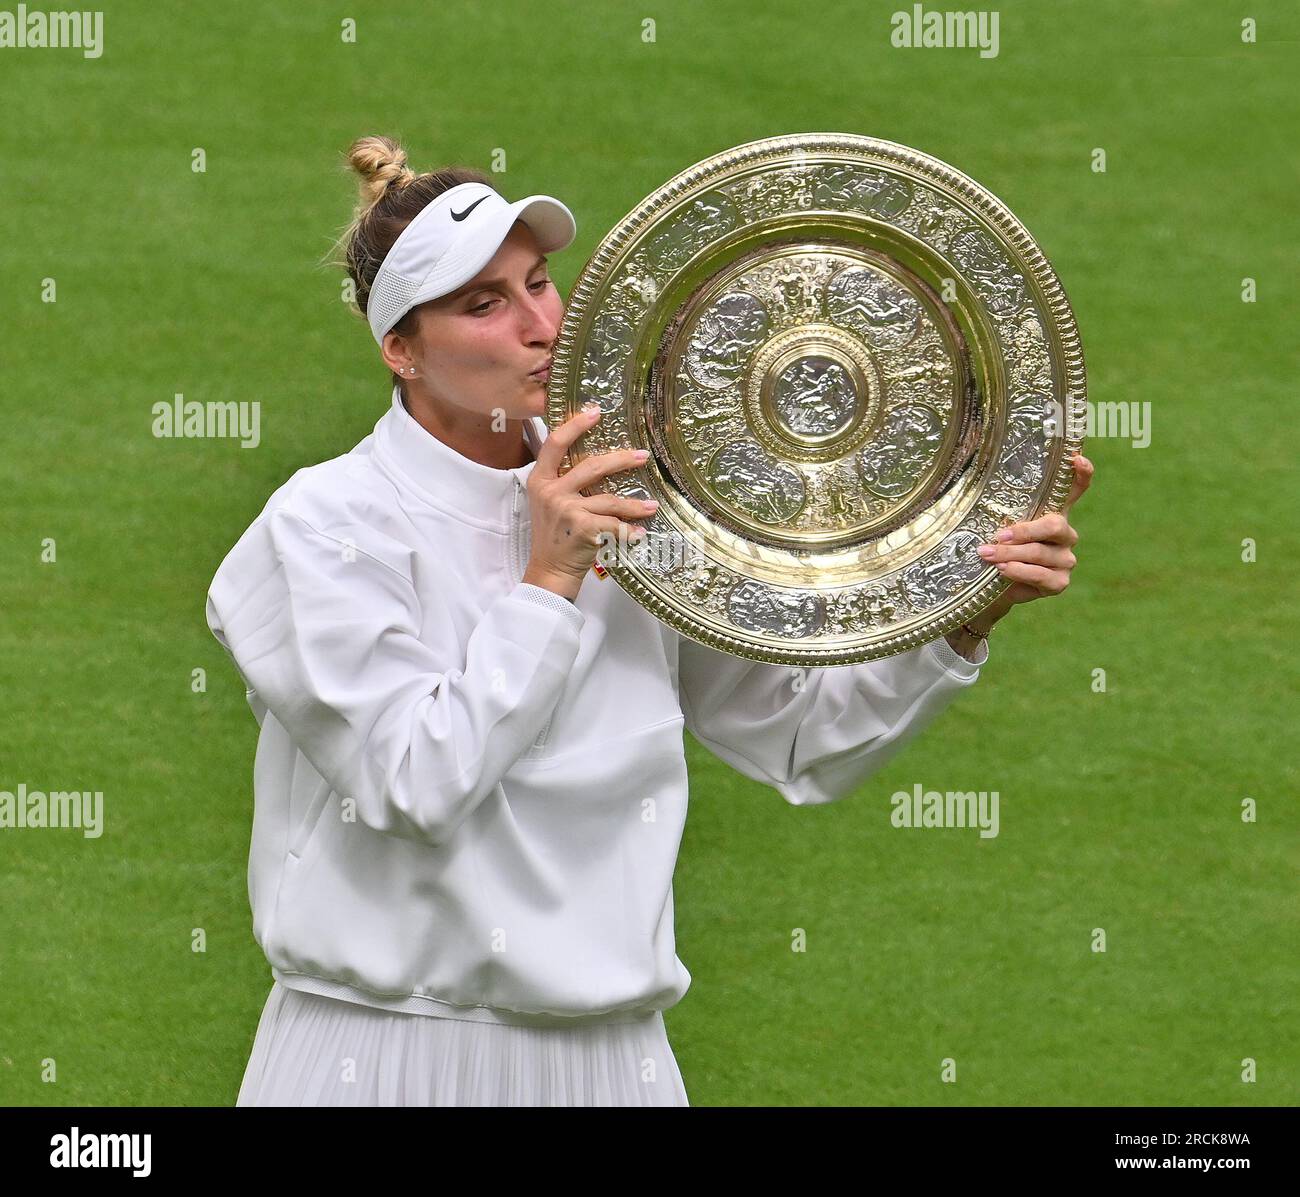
[205,385,987,1030]
[236,981,688,1106]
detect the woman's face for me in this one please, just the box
[388,220,565,423]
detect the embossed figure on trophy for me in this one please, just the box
[716,459,789,524]
[904,532,985,606]
[979,272,1026,317]
[837,583,899,631]
[829,587,865,633]
[862,584,901,626]
[815,167,912,219]
[678,402,732,433]
[828,270,921,349]
[950,227,1002,275]
[889,356,950,385]
[678,397,736,456]
[685,562,721,604]
[1008,317,1051,385]
[856,403,944,500]
[710,442,805,525]
[578,364,620,407]
[949,227,1026,317]
[688,294,769,386]
[838,278,909,326]
[580,310,636,407]
[816,464,857,526]
[728,580,824,638]
[816,166,859,209]
[914,202,968,250]
[767,170,812,214]
[614,272,658,313]
[682,196,728,244]
[771,266,820,324]
[692,309,744,372]
[997,415,1046,488]
[778,358,855,437]
[867,176,911,217]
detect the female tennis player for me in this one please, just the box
[205,134,1091,1107]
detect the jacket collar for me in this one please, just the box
[373,384,547,528]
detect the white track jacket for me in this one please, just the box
[205,385,989,1027]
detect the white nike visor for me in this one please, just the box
[366,181,577,346]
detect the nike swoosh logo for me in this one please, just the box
[450,196,488,221]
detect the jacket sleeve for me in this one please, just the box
[205,506,584,846]
[676,629,987,806]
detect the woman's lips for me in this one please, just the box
[530,366,550,382]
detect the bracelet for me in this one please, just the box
[959,621,991,640]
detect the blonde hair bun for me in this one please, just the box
[346,134,415,214]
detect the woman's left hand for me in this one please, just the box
[975,452,1094,623]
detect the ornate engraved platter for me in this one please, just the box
[549,133,1086,664]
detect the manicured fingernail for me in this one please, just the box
[583,403,600,418]
[633,449,650,461]
[996,528,1013,541]
[643,499,659,509]
[977,544,996,558]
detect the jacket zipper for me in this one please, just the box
[510,475,522,584]
[513,473,553,754]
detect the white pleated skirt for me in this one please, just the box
[236,981,690,1107]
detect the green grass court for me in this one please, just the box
[0,0,1295,1104]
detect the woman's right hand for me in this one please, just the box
[521,404,660,601]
